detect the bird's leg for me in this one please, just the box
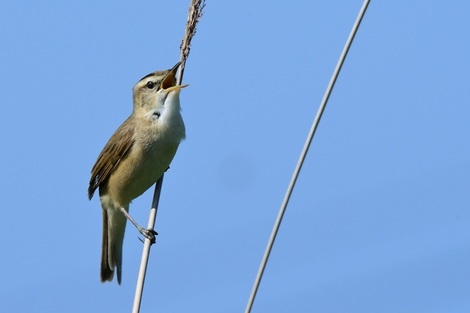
[119,207,157,244]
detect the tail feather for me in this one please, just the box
[101,206,127,284]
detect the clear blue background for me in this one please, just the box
[1,1,469,312]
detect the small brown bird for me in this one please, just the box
[88,62,187,284]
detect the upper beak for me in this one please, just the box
[169,61,181,75]
[161,61,182,90]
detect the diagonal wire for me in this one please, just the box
[244,1,371,312]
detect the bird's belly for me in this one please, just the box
[107,142,179,204]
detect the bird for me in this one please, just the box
[88,62,187,284]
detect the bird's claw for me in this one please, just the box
[138,228,158,244]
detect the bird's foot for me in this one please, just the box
[138,227,158,244]
[118,207,158,244]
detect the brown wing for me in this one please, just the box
[88,117,135,200]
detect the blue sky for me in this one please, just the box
[1,1,469,312]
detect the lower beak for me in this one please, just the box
[165,84,189,93]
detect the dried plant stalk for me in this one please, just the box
[132,1,205,313]
[177,0,205,84]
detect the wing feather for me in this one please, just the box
[88,118,135,199]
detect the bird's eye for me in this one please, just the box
[146,81,156,89]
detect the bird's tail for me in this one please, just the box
[101,205,127,284]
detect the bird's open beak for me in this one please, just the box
[161,61,182,90]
